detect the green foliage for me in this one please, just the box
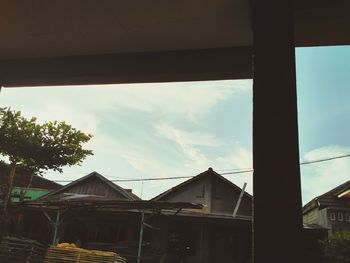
[323,231,350,263]
[0,107,93,173]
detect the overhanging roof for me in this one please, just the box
[1,0,350,86]
[17,198,203,211]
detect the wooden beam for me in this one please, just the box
[252,1,302,263]
[0,47,252,87]
[232,182,247,218]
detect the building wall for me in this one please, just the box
[11,187,50,202]
[303,207,350,236]
[160,176,212,212]
[151,216,251,263]
[326,208,350,235]
[211,178,252,216]
[159,176,252,216]
[303,208,320,224]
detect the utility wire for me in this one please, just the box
[300,153,350,165]
[50,153,350,183]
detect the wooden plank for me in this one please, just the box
[44,246,126,263]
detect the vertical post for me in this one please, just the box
[52,210,60,245]
[252,1,302,263]
[137,209,145,263]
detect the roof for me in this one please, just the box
[152,167,252,201]
[0,163,61,190]
[41,171,140,201]
[303,223,329,230]
[1,1,350,86]
[303,180,350,214]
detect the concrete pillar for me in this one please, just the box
[252,1,302,262]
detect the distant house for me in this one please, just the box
[12,172,141,246]
[303,180,350,235]
[13,169,252,263]
[11,169,327,262]
[0,164,61,202]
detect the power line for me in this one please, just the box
[50,153,350,183]
[53,175,194,183]
[300,153,350,165]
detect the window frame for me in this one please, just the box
[338,212,343,221]
[345,213,350,222]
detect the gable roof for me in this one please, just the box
[0,162,61,190]
[303,180,350,214]
[152,167,252,201]
[41,171,140,201]
[12,174,61,190]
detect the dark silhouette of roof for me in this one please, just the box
[41,171,140,201]
[303,180,350,214]
[0,163,61,190]
[152,167,252,201]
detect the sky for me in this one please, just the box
[0,45,349,204]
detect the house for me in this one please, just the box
[12,169,327,262]
[151,168,326,263]
[303,180,350,235]
[11,172,141,245]
[152,167,252,217]
[12,169,252,263]
[12,172,203,262]
[149,168,253,263]
[0,163,61,202]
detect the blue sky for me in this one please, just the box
[0,45,349,204]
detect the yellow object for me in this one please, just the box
[45,245,126,263]
[56,243,77,249]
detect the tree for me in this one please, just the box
[0,107,93,235]
[323,231,350,263]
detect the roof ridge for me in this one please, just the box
[151,168,252,201]
[317,180,350,200]
[40,171,140,200]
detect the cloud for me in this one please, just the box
[216,147,252,170]
[215,147,253,193]
[2,79,251,120]
[155,123,220,147]
[154,123,221,170]
[301,145,350,204]
[0,80,253,199]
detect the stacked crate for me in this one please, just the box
[44,246,126,263]
[0,236,46,263]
